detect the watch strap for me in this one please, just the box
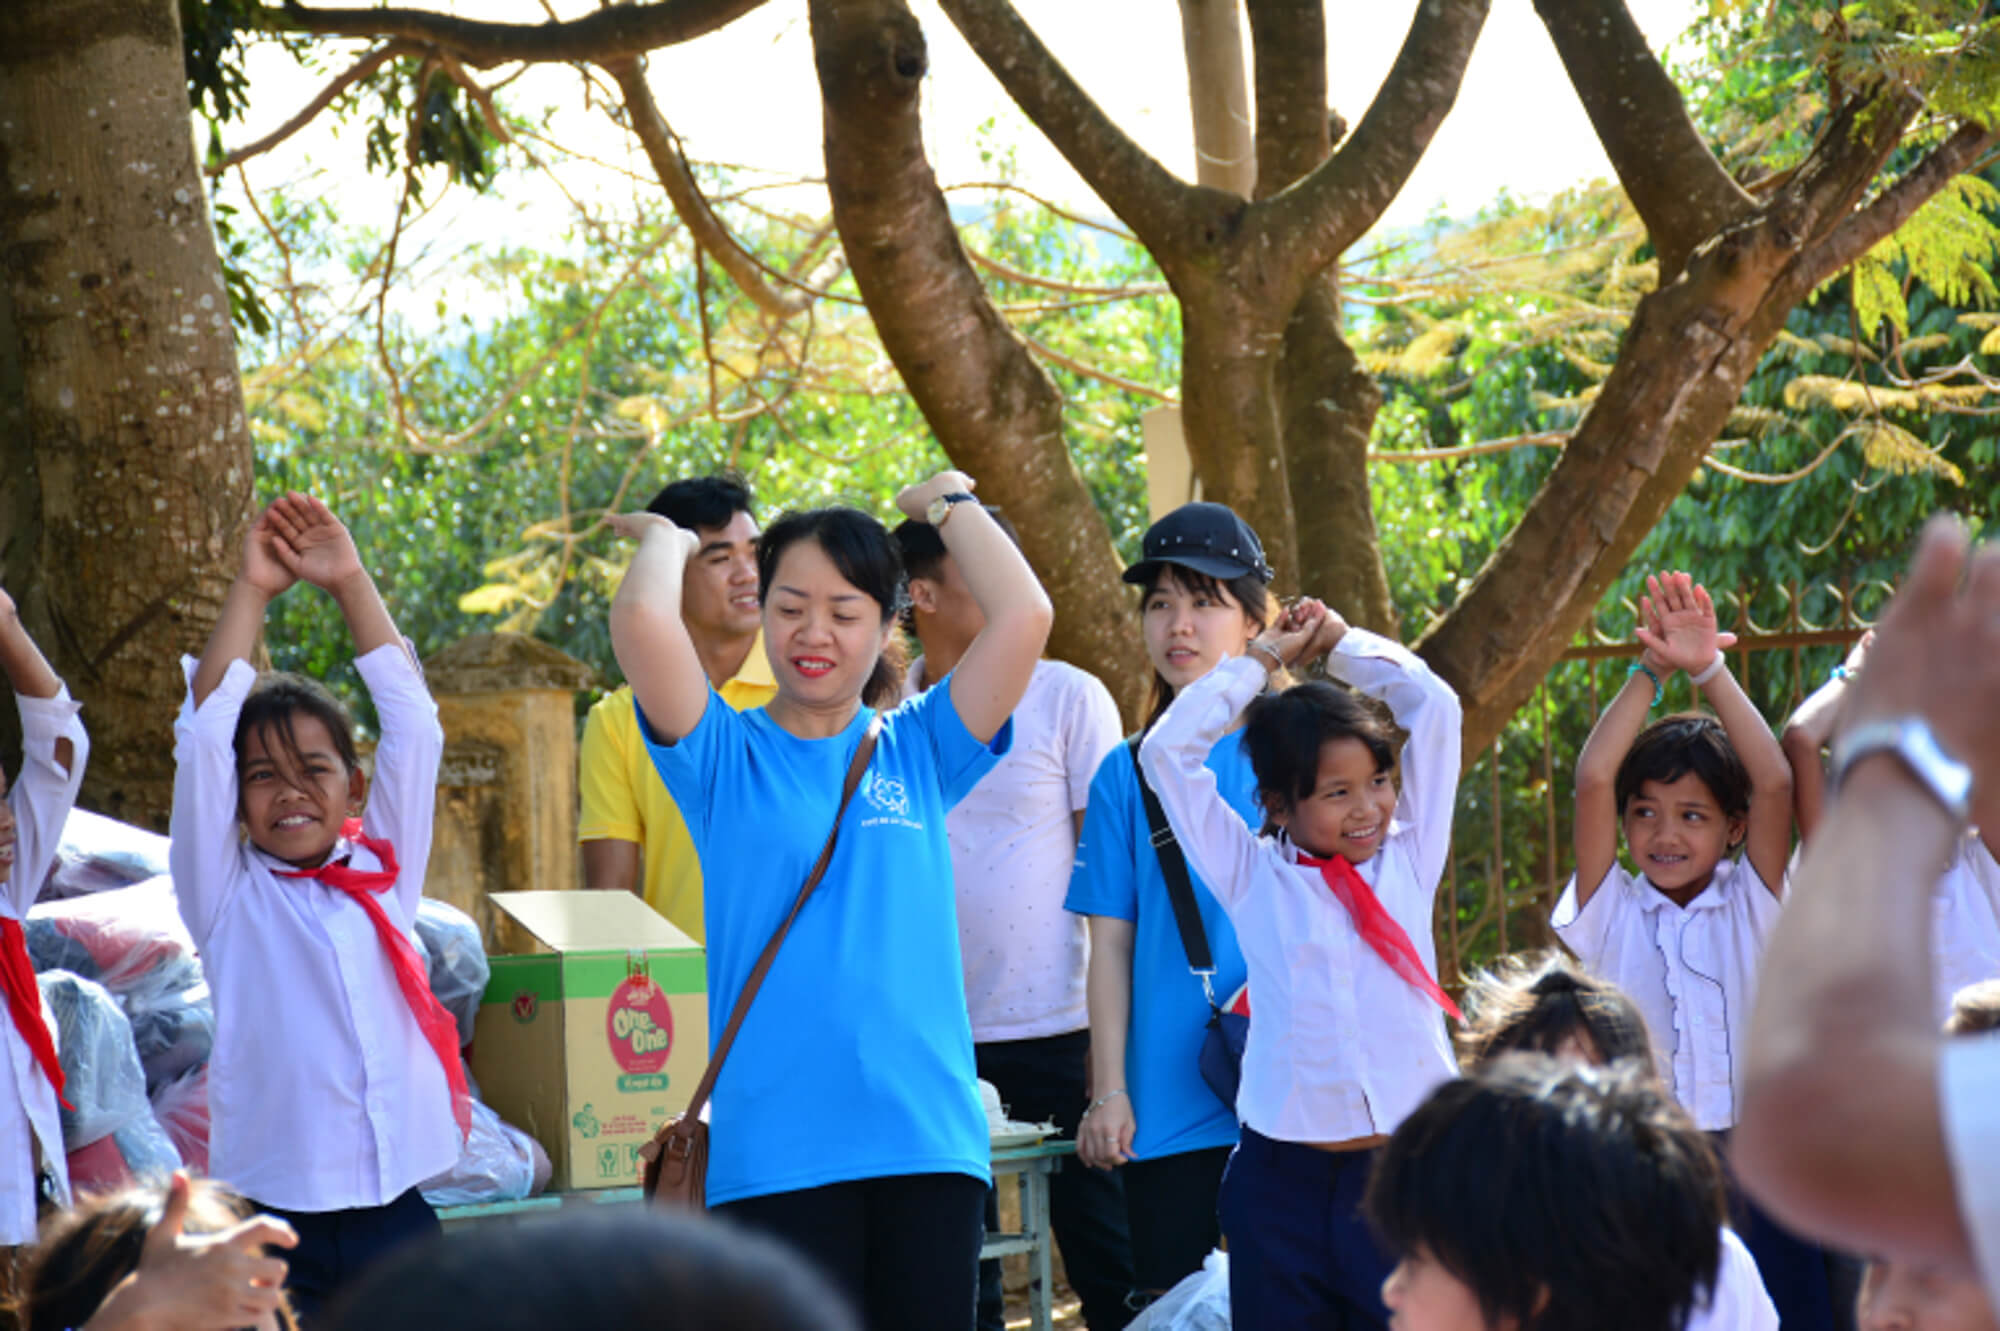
[1828,717,1973,823]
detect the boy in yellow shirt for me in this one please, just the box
[578,475,774,939]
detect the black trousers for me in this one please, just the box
[716,1171,987,1331]
[1123,1143,1233,1300]
[976,1030,1139,1331]
[255,1186,439,1325]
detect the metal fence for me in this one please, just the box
[1435,578,1892,983]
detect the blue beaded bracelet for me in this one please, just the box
[1628,660,1663,707]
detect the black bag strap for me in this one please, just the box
[1127,734,1218,1006]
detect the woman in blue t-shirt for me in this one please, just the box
[1064,502,1274,1305]
[608,470,1051,1331]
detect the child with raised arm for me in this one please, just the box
[0,589,88,1249]
[1137,598,1460,1331]
[1553,570,1847,1329]
[1783,632,2000,1025]
[171,494,461,1321]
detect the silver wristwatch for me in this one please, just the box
[1827,717,1973,822]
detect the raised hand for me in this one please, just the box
[1842,629,1875,676]
[1635,571,1739,676]
[238,505,299,600]
[86,1173,298,1331]
[607,511,698,558]
[263,493,364,594]
[895,470,977,525]
[1251,598,1327,673]
[1306,602,1351,662]
[1838,518,2000,783]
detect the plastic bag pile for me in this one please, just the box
[25,810,549,1207]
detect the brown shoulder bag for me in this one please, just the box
[640,712,883,1209]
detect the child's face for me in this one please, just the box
[1382,1247,1513,1331]
[1620,771,1742,901]
[1143,573,1256,690]
[239,714,365,868]
[1273,736,1398,863]
[1860,1257,2000,1331]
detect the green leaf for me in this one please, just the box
[1851,252,1908,341]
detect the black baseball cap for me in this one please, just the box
[1121,502,1274,585]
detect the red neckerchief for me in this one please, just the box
[0,919,68,1108]
[1295,848,1463,1021]
[278,820,471,1141]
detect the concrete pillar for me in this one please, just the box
[422,633,597,949]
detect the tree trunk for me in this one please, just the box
[808,0,1148,721]
[1276,275,1395,632]
[1174,291,1301,594]
[1240,0,1395,632]
[0,0,257,827]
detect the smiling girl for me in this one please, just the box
[171,494,462,1321]
[1064,502,1272,1307]
[1551,571,1838,1330]
[1135,597,1462,1330]
[608,470,1049,1331]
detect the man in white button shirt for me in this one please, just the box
[895,515,1138,1330]
[1738,517,2000,1309]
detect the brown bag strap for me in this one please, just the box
[675,711,882,1126]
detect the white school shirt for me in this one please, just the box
[1138,636,1460,1144]
[1552,859,1780,1131]
[901,657,1123,1042]
[1931,834,2000,1024]
[170,646,459,1213]
[1942,1036,2000,1307]
[1693,1227,1779,1331]
[0,690,87,1244]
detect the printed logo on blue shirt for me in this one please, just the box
[859,771,923,831]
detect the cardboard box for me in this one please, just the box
[472,891,708,1191]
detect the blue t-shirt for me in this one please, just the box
[642,678,1010,1205]
[1064,731,1255,1160]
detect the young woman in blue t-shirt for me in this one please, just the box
[608,470,1050,1331]
[1065,502,1274,1306]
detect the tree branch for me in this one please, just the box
[808,0,1147,720]
[205,39,419,174]
[608,57,815,318]
[1244,0,1327,197]
[1775,86,1924,259]
[259,0,768,69]
[1531,0,1753,281]
[935,0,1193,250]
[1269,0,1490,276]
[1178,0,1256,196]
[1800,120,2000,281]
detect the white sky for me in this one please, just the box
[231,0,1701,295]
